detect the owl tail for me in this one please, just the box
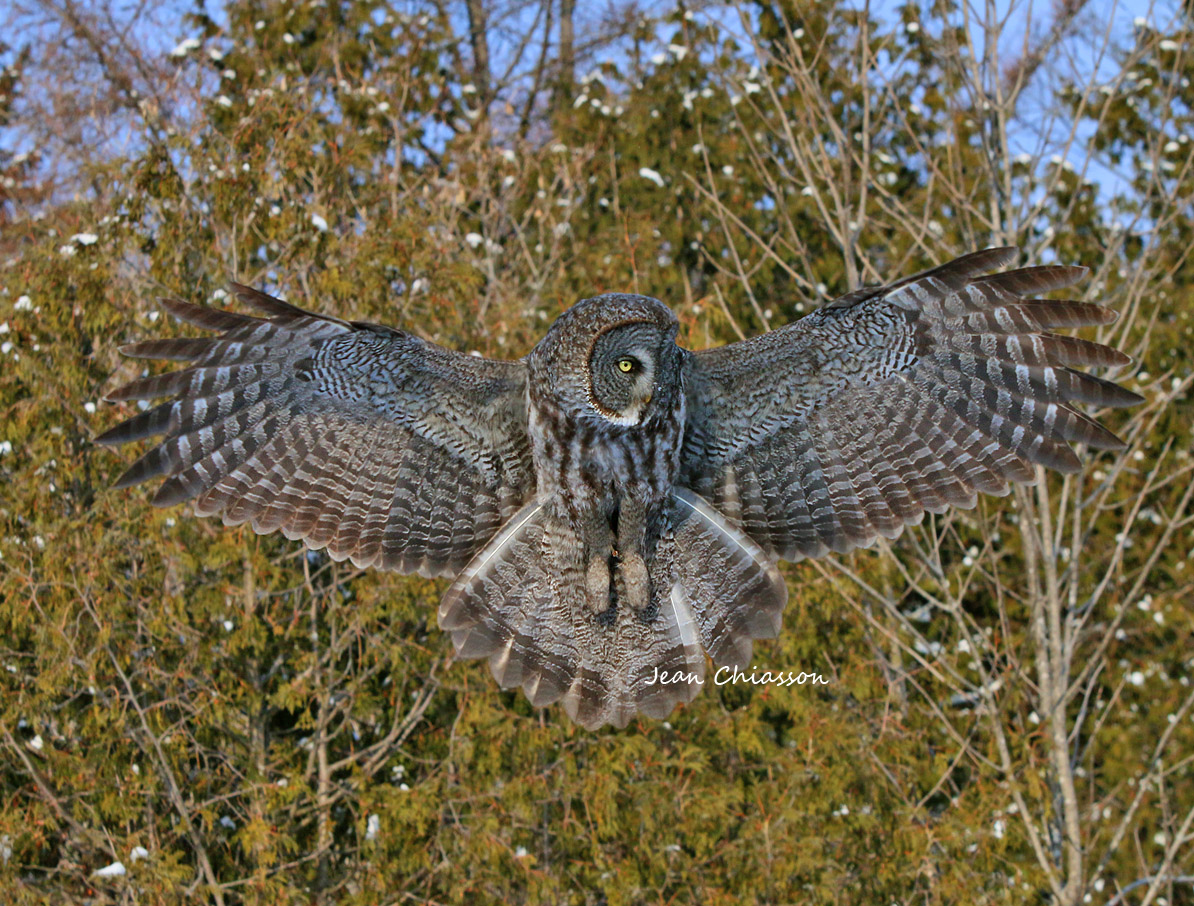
[437,489,787,730]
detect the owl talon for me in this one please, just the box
[585,556,612,615]
[619,551,651,613]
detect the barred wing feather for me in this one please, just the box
[97,285,534,576]
[682,247,1142,561]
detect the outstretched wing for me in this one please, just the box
[682,247,1142,561]
[97,285,534,576]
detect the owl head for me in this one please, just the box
[529,294,682,427]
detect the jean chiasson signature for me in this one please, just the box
[648,664,830,687]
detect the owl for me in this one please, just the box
[98,248,1141,729]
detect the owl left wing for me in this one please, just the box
[681,247,1142,561]
[97,285,533,576]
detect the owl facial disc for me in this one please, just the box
[523,292,681,432]
[587,325,661,426]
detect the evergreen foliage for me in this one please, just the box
[0,1,1190,903]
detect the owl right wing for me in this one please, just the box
[681,247,1143,561]
[97,285,534,577]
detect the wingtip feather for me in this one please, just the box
[93,424,126,446]
[229,281,303,317]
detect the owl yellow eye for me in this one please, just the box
[617,358,636,373]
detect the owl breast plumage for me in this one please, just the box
[98,248,1142,729]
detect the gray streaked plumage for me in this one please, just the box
[98,248,1141,729]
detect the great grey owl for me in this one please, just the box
[98,248,1141,729]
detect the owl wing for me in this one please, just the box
[97,285,534,577]
[682,247,1143,561]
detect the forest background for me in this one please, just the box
[0,0,1191,903]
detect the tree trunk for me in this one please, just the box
[554,0,575,111]
[465,0,492,112]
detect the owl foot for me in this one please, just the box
[618,551,651,613]
[585,555,612,615]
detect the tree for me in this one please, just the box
[0,1,1189,903]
